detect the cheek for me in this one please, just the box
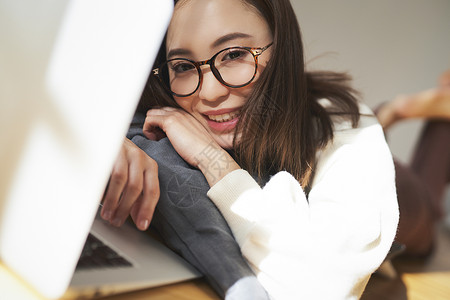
[256,59,268,78]
[255,48,271,79]
[232,73,260,101]
[229,86,252,105]
[235,55,270,99]
[174,98,193,113]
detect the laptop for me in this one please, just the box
[0,0,200,299]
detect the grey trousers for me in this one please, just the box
[127,116,269,299]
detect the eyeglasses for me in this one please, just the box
[152,43,273,97]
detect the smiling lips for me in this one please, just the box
[207,111,239,123]
[203,109,240,132]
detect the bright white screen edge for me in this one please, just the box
[0,0,173,298]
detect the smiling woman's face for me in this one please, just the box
[166,0,272,149]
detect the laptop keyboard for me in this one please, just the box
[75,233,133,270]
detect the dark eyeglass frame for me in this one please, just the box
[152,42,273,97]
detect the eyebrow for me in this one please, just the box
[211,32,253,48]
[167,32,253,59]
[167,48,192,59]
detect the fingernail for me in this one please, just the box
[139,219,149,231]
[112,218,122,227]
[102,210,112,221]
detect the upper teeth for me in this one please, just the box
[208,111,239,123]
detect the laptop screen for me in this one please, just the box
[0,0,172,298]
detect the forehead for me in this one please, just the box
[167,0,271,54]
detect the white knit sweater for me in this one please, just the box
[207,103,399,299]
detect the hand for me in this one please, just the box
[101,138,160,231]
[143,107,240,186]
[144,107,214,166]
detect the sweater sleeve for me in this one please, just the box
[207,112,399,299]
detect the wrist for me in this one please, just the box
[195,143,240,186]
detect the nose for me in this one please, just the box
[197,67,229,102]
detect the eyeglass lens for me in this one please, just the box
[162,48,257,96]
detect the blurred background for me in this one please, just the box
[292,0,450,208]
[292,0,450,163]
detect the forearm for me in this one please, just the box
[206,121,399,299]
[127,132,269,299]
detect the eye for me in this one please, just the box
[170,61,195,74]
[222,49,249,61]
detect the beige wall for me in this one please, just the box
[291,0,450,163]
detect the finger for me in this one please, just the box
[130,195,141,225]
[143,126,166,141]
[148,108,207,132]
[101,151,128,221]
[110,157,144,227]
[146,107,177,115]
[134,165,160,231]
[129,160,160,231]
[158,106,179,113]
[143,114,168,140]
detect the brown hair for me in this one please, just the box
[138,0,360,190]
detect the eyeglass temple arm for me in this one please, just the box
[251,42,273,56]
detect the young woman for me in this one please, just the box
[101,0,399,298]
